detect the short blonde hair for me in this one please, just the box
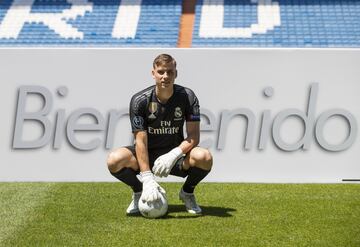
[153,54,177,68]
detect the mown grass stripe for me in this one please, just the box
[1,183,360,247]
[0,183,55,246]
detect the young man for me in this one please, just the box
[107,54,212,215]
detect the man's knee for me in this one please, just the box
[107,148,130,173]
[190,148,213,171]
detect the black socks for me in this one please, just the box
[111,168,142,193]
[111,166,210,194]
[182,167,210,194]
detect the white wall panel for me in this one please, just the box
[0,49,359,182]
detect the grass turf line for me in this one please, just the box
[0,183,55,245]
[0,183,359,247]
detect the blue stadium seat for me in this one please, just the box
[192,0,360,47]
[0,0,359,47]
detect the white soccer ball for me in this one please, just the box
[139,193,168,218]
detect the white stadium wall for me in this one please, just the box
[0,49,359,183]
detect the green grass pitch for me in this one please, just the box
[0,183,359,246]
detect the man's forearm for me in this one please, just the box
[135,142,151,172]
[179,135,199,154]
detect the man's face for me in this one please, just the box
[152,63,177,89]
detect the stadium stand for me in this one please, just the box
[0,0,359,47]
[178,0,196,47]
[0,0,182,47]
[192,0,360,47]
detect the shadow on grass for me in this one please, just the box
[167,204,236,218]
[127,204,236,219]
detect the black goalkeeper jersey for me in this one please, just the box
[129,84,200,151]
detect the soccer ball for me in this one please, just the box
[139,193,168,218]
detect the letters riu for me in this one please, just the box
[12,84,358,152]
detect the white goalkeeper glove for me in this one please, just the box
[140,171,166,203]
[152,147,183,177]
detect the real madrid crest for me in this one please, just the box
[174,107,182,120]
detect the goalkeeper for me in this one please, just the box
[107,54,213,215]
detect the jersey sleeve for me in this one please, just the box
[129,94,147,132]
[185,88,201,122]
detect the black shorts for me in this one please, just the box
[125,146,188,178]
